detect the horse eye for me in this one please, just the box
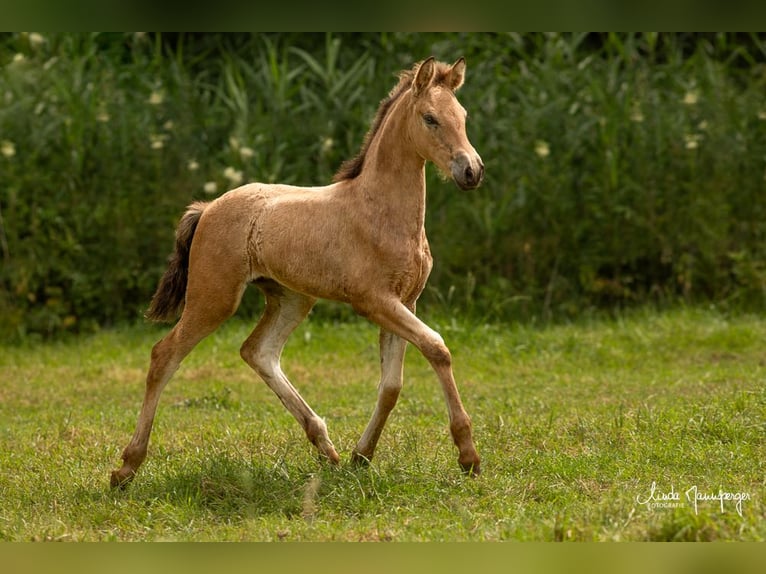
[423,113,438,127]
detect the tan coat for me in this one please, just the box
[111,57,483,488]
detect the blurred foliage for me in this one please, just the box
[1,32,766,340]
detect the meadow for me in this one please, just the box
[1,33,765,544]
[1,306,764,541]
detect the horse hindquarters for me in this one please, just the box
[111,198,252,488]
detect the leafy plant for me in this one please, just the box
[2,33,766,339]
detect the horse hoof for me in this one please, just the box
[110,468,135,489]
[459,459,480,477]
[350,452,371,467]
[318,448,340,466]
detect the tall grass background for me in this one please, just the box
[1,32,766,340]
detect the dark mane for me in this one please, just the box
[333,59,455,183]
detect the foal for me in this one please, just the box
[111,57,484,488]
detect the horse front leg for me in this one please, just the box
[361,300,480,475]
[351,328,408,466]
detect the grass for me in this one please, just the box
[1,306,765,541]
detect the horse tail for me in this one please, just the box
[145,201,209,323]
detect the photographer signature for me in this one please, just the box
[636,481,750,516]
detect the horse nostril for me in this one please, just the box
[465,166,474,182]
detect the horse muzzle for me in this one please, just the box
[451,152,484,190]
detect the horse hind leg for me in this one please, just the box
[240,282,339,464]
[110,325,189,488]
[110,268,246,488]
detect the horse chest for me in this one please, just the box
[383,234,432,300]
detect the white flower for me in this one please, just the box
[96,104,110,123]
[321,137,334,154]
[163,120,174,131]
[682,90,699,105]
[148,90,164,105]
[223,166,244,185]
[534,140,550,158]
[28,33,46,47]
[149,134,166,150]
[684,133,702,150]
[203,181,218,194]
[758,110,766,121]
[239,146,254,159]
[12,53,25,64]
[187,160,199,172]
[629,101,644,123]
[1,140,16,158]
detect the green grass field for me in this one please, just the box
[1,307,764,541]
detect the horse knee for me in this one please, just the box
[422,334,452,369]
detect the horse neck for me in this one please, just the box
[354,98,427,236]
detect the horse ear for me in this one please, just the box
[448,57,466,91]
[412,57,436,97]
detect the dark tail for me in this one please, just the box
[145,201,209,322]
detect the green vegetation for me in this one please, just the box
[1,33,766,339]
[1,31,764,548]
[1,308,764,540]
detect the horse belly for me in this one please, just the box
[249,203,355,299]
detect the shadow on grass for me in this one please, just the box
[140,457,312,519]
[104,451,471,526]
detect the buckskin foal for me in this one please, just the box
[111,56,484,488]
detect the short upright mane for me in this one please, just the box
[333,59,457,183]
